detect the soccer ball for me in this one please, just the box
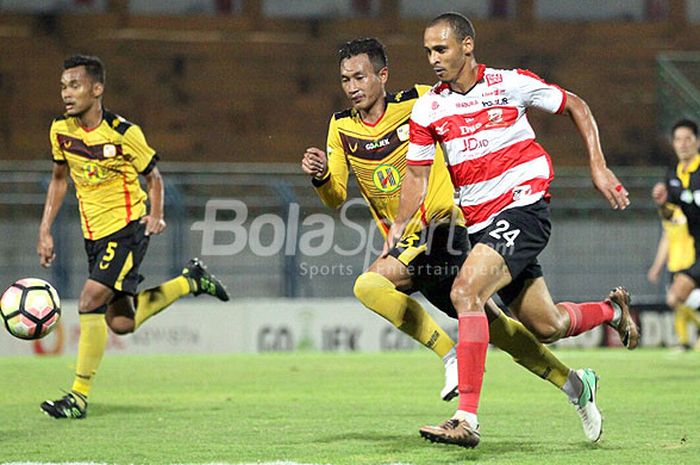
[0,278,61,340]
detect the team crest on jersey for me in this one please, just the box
[373,164,401,193]
[82,162,106,184]
[487,108,504,124]
[396,124,410,142]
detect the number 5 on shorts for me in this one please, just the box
[488,220,520,247]
[99,241,118,270]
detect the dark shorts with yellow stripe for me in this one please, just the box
[677,256,700,287]
[389,223,468,319]
[84,220,149,296]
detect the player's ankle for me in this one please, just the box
[452,410,478,429]
[609,301,622,327]
[442,347,456,365]
[561,369,583,403]
[71,390,88,409]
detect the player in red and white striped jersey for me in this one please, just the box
[384,13,638,448]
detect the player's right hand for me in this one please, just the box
[37,232,56,268]
[381,222,405,258]
[651,182,668,206]
[301,147,328,179]
[647,266,661,284]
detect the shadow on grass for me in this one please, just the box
[313,432,611,460]
[87,403,159,417]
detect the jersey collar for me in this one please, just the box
[435,63,486,95]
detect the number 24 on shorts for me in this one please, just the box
[488,220,520,247]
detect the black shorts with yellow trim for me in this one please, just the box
[676,256,700,287]
[84,220,149,296]
[389,223,468,319]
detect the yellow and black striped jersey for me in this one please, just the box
[313,85,463,238]
[50,110,158,240]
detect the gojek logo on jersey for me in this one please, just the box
[373,164,401,193]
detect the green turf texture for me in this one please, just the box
[0,349,698,465]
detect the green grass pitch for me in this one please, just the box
[0,349,698,465]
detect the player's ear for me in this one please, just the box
[378,66,389,85]
[92,81,104,98]
[462,35,474,56]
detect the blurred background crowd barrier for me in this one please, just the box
[1,0,700,307]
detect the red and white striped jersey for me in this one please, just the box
[407,64,566,233]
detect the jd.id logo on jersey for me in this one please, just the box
[373,164,401,193]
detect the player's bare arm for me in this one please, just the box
[562,91,630,210]
[301,147,328,179]
[651,182,674,219]
[382,164,431,256]
[37,162,69,267]
[647,230,669,284]
[140,166,166,236]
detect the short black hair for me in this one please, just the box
[63,54,105,84]
[672,119,698,137]
[338,38,388,73]
[429,12,476,42]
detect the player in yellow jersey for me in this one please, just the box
[36,55,230,419]
[648,206,700,350]
[301,38,603,442]
[651,120,700,351]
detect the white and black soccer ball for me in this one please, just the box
[0,278,61,340]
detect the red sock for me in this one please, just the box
[457,313,489,414]
[560,301,615,337]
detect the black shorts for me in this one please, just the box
[468,199,551,305]
[389,223,468,319]
[677,258,700,287]
[84,220,149,296]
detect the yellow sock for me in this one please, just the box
[489,308,570,389]
[134,276,191,330]
[71,313,108,398]
[353,272,454,358]
[681,305,700,327]
[675,305,691,346]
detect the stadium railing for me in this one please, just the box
[0,161,667,304]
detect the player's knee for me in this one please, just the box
[666,291,681,309]
[353,272,389,304]
[527,318,564,344]
[353,272,404,327]
[353,273,373,303]
[78,294,107,314]
[106,315,134,335]
[450,278,480,313]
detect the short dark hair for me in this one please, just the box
[672,119,698,137]
[429,12,476,42]
[338,38,388,73]
[63,54,105,84]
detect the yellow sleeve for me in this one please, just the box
[312,115,349,209]
[49,121,65,163]
[415,84,432,97]
[123,125,157,173]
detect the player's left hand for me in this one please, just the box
[140,215,166,236]
[591,166,630,210]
